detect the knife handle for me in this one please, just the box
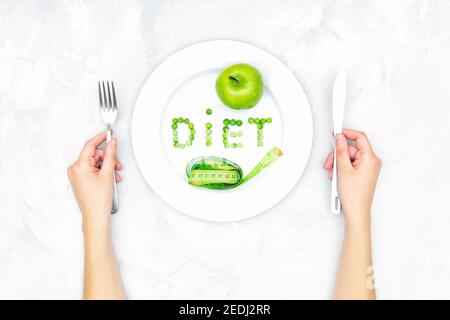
[331,148,341,214]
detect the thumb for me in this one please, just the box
[335,134,351,171]
[101,139,117,174]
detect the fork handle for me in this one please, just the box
[331,148,341,214]
[107,128,118,214]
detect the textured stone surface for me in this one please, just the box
[1,0,450,299]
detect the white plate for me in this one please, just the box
[132,40,312,222]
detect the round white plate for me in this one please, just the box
[132,40,312,222]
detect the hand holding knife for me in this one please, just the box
[331,70,347,214]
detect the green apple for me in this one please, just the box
[215,63,264,109]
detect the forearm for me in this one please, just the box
[83,221,125,300]
[333,214,375,300]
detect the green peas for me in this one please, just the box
[171,114,273,149]
[205,122,213,146]
[254,121,266,146]
[222,124,230,148]
[221,119,244,147]
[247,116,272,147]
[171,116,194,149]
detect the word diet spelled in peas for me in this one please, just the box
[171,115,272,149]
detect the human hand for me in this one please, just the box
[323,129,381,225]
[67,132,123,230]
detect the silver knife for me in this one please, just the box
[331,70,347,214]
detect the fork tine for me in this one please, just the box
[102,81,108,111]
[111,81,117,111]
[98,81,104,110]
[107,81,112,111]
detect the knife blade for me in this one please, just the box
[331,70,346,214]
[332,70,346,134]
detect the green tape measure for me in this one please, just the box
[186,147,283,189]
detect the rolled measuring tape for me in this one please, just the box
[186,147,283,189]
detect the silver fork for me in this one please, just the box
[98,81,118,214]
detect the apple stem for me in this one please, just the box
[229,76,240,85]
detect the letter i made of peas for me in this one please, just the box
[172,117,195,149]
[222,118,243,149]
[205,108,213,146]
[248,117,272,147]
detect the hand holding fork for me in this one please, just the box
[98,81,119,213]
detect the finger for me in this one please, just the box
[324,145,357,171]
[351,150,366,167]
[93,150,122,169]
[116,159,123,171]
[94,149,104,162]
[88,157,96,167]
[101,139,117,174]
[323,152,334,170]
[95,150,122,170]
[79,131,107,160]
[96,160,123,171]
[335,134,352,171]
[342,129,373,154]
[348,145,357,160]
[355,150,364,160]
[115,173,122,182]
